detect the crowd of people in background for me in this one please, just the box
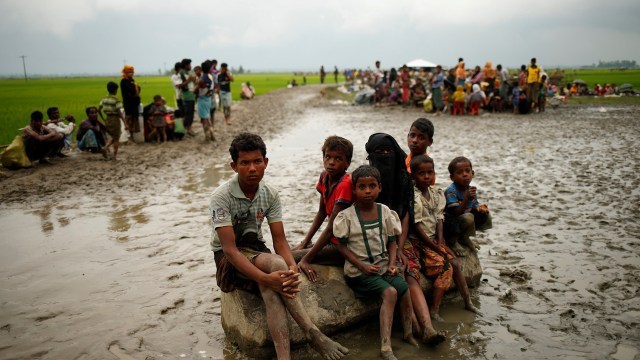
[4,58,240,168]
[337,57,635,115]
[3,56,632,170]
[342,58,556,115]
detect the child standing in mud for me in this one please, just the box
[294,136,353,282]
[334,165,415,360]
[443,156,491,256]
[409,155,481,321]
[209,133,348,360]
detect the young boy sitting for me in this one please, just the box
[443,156,492,257]
[334,165,415,360]
[210,133,348,360]
[294,136,353,282]
[409,155,481,321]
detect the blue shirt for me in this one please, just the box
[432,72,444,89]
[444,183,479,214]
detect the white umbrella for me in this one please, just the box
[406,59,438,68]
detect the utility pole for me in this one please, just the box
[19,55,27,82]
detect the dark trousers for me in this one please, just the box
[183,100,195,129]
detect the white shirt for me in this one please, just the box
[171,73,182,99]
[46,120,74,135]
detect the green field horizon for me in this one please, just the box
[1,69,638,146]
[0,73,325,145]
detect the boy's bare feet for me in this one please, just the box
[466,238,481,251]
[421,327,446,345]
[450,242,466,257]
[465,302,482,316]
[307,328,349,360]
[380,350,397,360]
[403,334,419,347]
[430,311,444,322]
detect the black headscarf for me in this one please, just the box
[365,133,414,223]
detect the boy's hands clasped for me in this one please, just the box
[263,266,302,299]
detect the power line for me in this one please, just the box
[19,55,27,82]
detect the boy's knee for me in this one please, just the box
[259,254,287,272]
[459,213,476,230]
[381,286,397,302]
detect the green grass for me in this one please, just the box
[560,68,640,88]
[0,73,322,145]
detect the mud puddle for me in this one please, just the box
[1,90,639,359]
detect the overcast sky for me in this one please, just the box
[1,0,639,76]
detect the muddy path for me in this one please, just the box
[1,87,639,360]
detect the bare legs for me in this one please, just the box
[450,258,481,315]
[254,254,348,360]
[406,276,446,343]
[380,287,397,360]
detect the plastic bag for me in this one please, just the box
[423,98,433,113]
[1,135,32,169]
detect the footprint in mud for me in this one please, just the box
[160,299,185,315]
[187,259,204,269]
[499,268,532,282]
[35,311,63,322]
[168,274,182,281]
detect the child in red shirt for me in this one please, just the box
[294,136,354,282]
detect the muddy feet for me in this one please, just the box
[465,302,483,316]
[450,242,466,257]
[468,239,481,251]
[430,311,444,323]
[380,350,397,360]
[403,334,419,347]
[421,327,446,345]
[308,328,349,360]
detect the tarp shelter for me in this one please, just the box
[406,59,438,68]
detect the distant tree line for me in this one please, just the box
[593,60,637,69]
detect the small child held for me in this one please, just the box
[294,136,354,281]
[409,155,481,321]
[443,156,492,257]
[335,165,416,360]
[148,95,167,143]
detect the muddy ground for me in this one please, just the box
[0,86,639,360]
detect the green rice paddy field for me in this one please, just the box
[1,69,638,145]
[0,73,321,145]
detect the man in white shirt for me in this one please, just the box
[45,107,75,154]
[171,62,184,113]
[373,60,384,87]
[497,64,509,99]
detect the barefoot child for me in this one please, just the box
[334,165,415,360]
[210,133,348,360]
[98,81,124,160]
[148,95,167,144]
[443,156,492,256]
[410,155,481,321]
[294,136,353,282]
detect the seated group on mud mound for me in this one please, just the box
[1,60,242,169]
[209,118,492,359]
[365,57,556,115]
